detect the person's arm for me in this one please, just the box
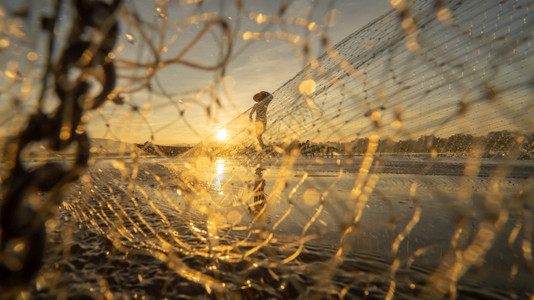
[249,106,255,121]
[264,94,273,105]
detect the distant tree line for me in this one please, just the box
[188,130,534,160]
[347,130,534,159]
[261,130,534,159]
[297,140,338,158]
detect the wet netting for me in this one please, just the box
[1,0,534,298]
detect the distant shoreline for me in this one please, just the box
[135,141,192,157]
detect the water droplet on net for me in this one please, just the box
[155,7,167,19]
[125,33,136,44]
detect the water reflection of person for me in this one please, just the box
[249,91,273,150]
[248,166,266,217]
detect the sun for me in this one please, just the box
[216,129,228,141]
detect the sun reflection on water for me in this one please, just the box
[214,158,226,194]
[209,158,246,207]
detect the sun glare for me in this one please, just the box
[216,129,228,141]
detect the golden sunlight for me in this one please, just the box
[216,129,228,141]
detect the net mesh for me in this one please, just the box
[1,0,534,298]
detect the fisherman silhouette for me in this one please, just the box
[249,91,273,150]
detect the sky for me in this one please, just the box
[3,1,528,147]
[83,0,394,145]
[0,0,392,145]
[1,0,531,162]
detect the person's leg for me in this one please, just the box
[257,134,265,150]
[255,121,266,150]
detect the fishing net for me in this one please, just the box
[1,0,534,298]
